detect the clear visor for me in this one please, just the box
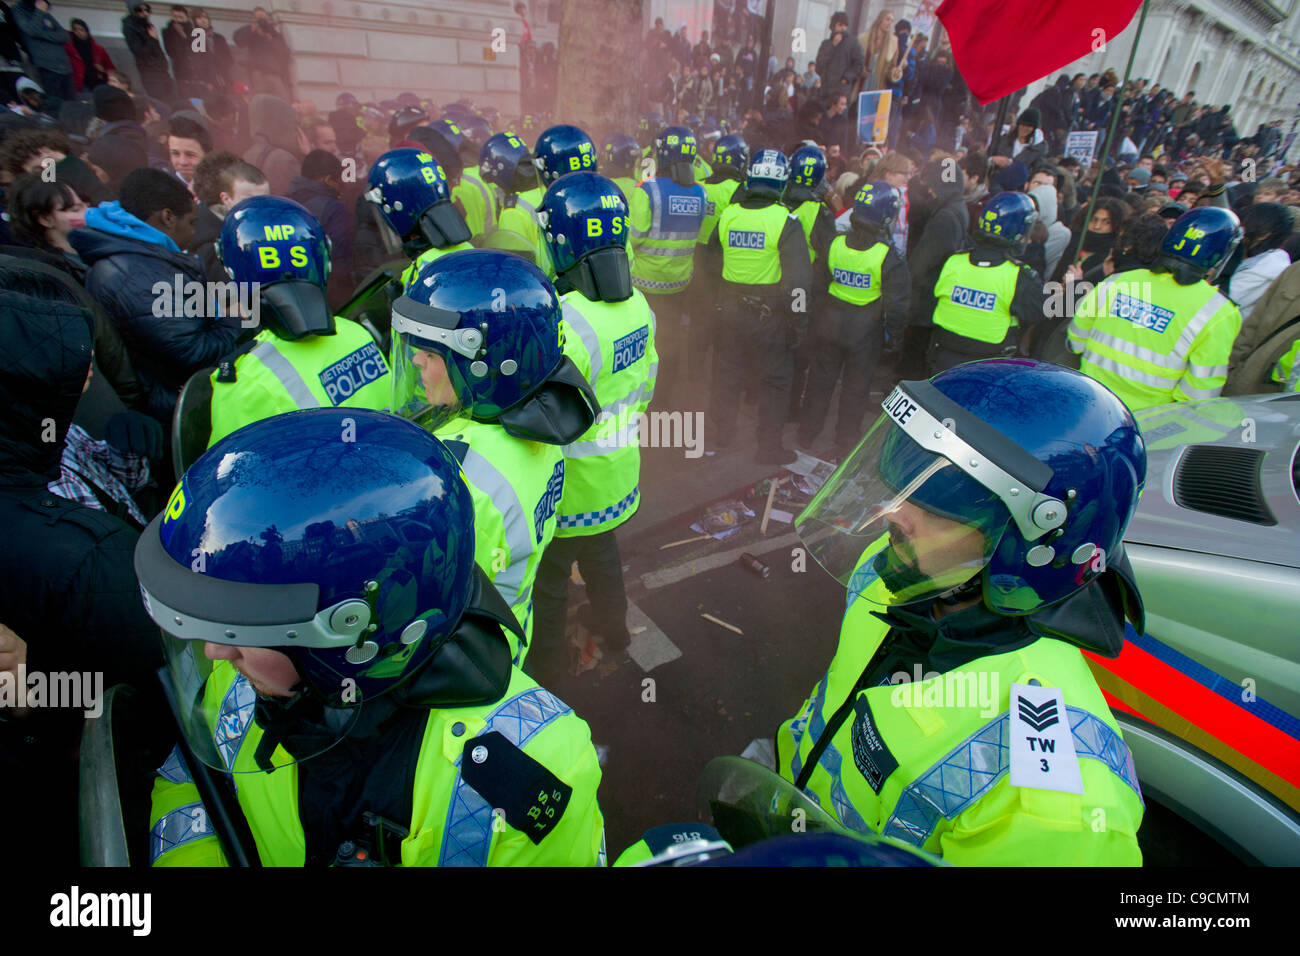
[390,292,482,431]
[795,414,1012,609]
[389,330,467,432]
[161,631,360,773]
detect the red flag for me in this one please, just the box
[937,0,1144,104]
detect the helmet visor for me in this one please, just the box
[390,294,480,431]
[795,414,1011,609]
[160,631,361,773]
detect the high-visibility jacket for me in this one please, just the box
[792,199,821,262]
[435,417,564,663]
[482,186,544,261]
[629,177,706,295]
[1067,269,1242,411]
[149,662,605,866]
[208,319,389,447]
[1134,397,1248,451]
[611,176,641,204]
[718,201,791,286]
[699,178,740,247]
[1272,338,1300,391]
[826,236,890,306]
[455,165,498,241]
[401,241,477,289]
[776,539,1144,865]
[932,253,1021,344]
[555,289,657,536]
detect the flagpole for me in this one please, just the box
[1071,0,1151,275]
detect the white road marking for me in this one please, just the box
[626,601,681,672]
[639,531,802,590]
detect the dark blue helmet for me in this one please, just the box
[850,180,902,231]
[1161,207,1243,278]
[219,196,333,340]
[976,191,1039,248]
[479,131,539,193]
[538,172,633,302]
[797,359,1147,617]
[655,125,698,185]
[746,148,790,199]
[390,250,598,443]
[388,105,429,144]
[533,124,598,185]
[637,113,662,148]
[713,133,749,176]
[456,114,493,153]
[406,125,464,183]
[602,133,640,178]
[136,409,527,770]
[788,145,827,192]
[365,148,471,250]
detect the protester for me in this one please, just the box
[64,18,114,92]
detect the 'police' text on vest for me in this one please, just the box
[950,285,997,311]
[833,268,872,289]
[318,343,387,405]
[612,326,650,373]
[728,229,767,249]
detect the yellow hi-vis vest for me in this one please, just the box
[827,236,889,306]
[455,165,498,241]
[776,540,1144,865]
[932,253,1021,344]
[1067,269,1242,412]
[718,201,790,285]
[148,662,605,866]
[699,178,740,246]
[628,177,706,294]
[483,186,544,261]
[401,241,477,290]
[793,199,820,262]
[207,319,390,447]
[555,289,658,537]
[1273,338,1300,391]
[434,417,563,665]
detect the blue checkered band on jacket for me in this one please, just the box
[150,801,215,862]
[439,687,574,867]
[557,485,639,530]
[631,276,689,292]
[880,706,1143,848]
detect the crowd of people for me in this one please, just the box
[1,5,1298,871]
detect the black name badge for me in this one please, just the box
[461,731,573,845]
[851,696,899,795]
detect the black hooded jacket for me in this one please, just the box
[907,162,971,329]
[70,226,243,422]
[0,289,162,687]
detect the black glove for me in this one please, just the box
[105,411,164,460]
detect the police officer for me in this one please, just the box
[780,359,1148,865]
[1068,207,1244,412]
[530,173,658,681]
[797,182,910,459]
[208,197,390,446]
[533,124,599,187]
[387,104,429,146]
[364,148,474,290]
[602,133,643,202]
[927,191,1050,375]
[390,250,599,661]
[697,133,748,251]
[629,125,707,401]
[142,408,606,866]
[1274,338,1300,392]
[478,131,545,262]
[706,149,812,464]
[783,145,837,263]
[783,144,839,424]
